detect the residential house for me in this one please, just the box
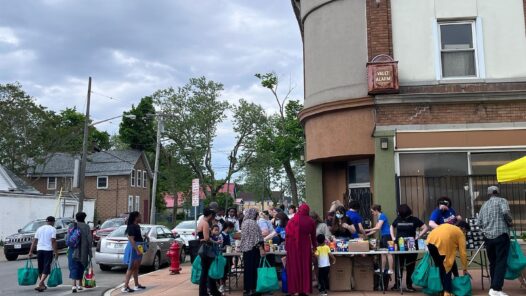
[26,150,152,222]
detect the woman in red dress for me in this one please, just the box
[285,204,317,295]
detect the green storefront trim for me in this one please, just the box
[373,130,397,222]
[305,162,323,215]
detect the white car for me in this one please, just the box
[172,220,197,254]
[95,224,184,271]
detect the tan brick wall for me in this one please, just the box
[366,0,393,60]
[376,101,526,126]
[26,176,74,195]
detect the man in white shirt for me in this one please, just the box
[29,216,58,292]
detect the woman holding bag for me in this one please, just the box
[197,207,221,296]
[67,212,92,293]
[121,211,147,293]
[240,208,266,296]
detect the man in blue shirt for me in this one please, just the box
[429,197,462,229]
[346,200,366,239]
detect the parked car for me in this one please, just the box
[94,224,184,271]
[171,220,197,249]
[3,217,76,261]
[93,218,126,246]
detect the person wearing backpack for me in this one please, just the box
[67,212,93,293]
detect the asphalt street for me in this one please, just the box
[0,248,149,296]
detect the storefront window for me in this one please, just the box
[399,153,468,176]
[348,162,370,184]
[470,152,526,175]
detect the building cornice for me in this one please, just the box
[299,96,374,123]
[375,90,526,105]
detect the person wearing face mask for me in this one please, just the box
[226,207,240,232]
[429,197,462,229]
[264,212,289,244]
[330,206,356,239]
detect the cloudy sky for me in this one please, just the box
[0,0,304,177]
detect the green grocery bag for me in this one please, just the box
[507,230,526,273]
[47,259,63,287]
[191,256,202,285]
[452,275,472,296]
[423,265,443,295]
[256,257,279,293]
[82,259,96,288]
[411,252,431,287]
[208,254,226,280]
[18,258,39,286]
[504,268,521,280]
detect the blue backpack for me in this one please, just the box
[66,224,81,248]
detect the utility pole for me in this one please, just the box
[150,115,162,224]
[78,77,92,212]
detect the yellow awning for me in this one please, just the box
[496,156,526,183]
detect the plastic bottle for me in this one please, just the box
[398,237,405,251]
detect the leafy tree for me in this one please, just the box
[119,96,156,152]
[254,73,305,206]
[154,76,266,200]
[203,192,234,209]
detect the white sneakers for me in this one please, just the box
[489,289,508,296]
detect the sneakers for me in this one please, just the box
[387,270,394,275]
[219,285,225,293]
[489,289,509,296]
[121,286,135,293]
[77,286,83,291]
[72,287,77,293]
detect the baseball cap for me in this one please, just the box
[487,186,499,195]
[46,216,56,222]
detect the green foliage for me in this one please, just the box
[119,96,156,152]
[204,192,234,210]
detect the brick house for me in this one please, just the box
[26,150,152,222]
[293,0,526,230]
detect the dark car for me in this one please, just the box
[3,218,75,261]
[93,218,126,246]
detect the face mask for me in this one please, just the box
[276,220,281,226]
[336,213,344,219]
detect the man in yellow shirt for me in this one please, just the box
[427,221,470,295]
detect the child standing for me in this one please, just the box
[219,222,234,293]
[315,234,336,296]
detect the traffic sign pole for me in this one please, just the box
[192,179,199,239]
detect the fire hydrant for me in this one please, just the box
[166,241,182,274]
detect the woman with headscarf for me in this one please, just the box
[240,208,266,296]
[285,204,317,295]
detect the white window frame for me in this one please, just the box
[47,177,57,190]
[134,196,140,211]
[131,169,136,187]
[143,171,147,188]
[128,195,134,212]
[96,176,108,189]
[436,19,480,80]
[137,170,142,189]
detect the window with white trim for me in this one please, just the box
[131,169,136,187]
[135,196,140,211]
[142,171,147,188]
[137,170,142,189]
[96,176,108,189]
[438,20,478,78]
[128,195,134,212]
[47,177,57,190]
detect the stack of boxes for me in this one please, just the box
[466,217,485,249]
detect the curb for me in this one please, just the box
[102,268,167,296]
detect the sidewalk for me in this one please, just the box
[0,247,5,262]
[106,265,525,296]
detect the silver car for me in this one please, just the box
[95,224,183,271]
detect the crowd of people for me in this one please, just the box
[195,185,514,296]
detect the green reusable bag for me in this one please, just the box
[504,268,521,280]
[424,266,443,294]
[451,275,472,296]
[47,259,63,287]
[208,254,226,280]
[17,258,39,286]
[411,252,431,287]
[191,256,202,285]
[507,230,526,273]
[256,257,280,293]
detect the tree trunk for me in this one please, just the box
[283,160,299,206]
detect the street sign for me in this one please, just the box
[192,178,199,207]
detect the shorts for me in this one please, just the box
[123,242,143,269]
[379,235,391,249]
[37,250,54,275]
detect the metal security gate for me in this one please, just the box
[397,175,526,232]
[347,187,373,228]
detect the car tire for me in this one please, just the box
[151,252,161,271]
[99,264,112,271]
[5,254,18,261]
[180,247,187,263]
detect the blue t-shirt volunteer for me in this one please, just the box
[429,208,457,225]
[378,212,391,236]
[346,210,362,239]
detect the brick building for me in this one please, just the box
[293,0,526,230]
[26,150,152,222]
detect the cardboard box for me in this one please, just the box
[348,240,370,252]
[329,256,352,291]
[352,256,375,291]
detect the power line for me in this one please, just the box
[90,90,120,101]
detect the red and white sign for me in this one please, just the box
[191,179,200,207]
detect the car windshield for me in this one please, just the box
[21,221,46,233]
[176,221,197,229]
[108,225,151,238]
[101,219,125,229]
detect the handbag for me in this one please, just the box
[198,243,217,258]
[208,254,227,279]
[256,257,280,293]
[82,259,96,288]
[47,258,63,287]
[17,258,39,286]
[507,230,526,273]
[411,252,431,287]
[191,255,202,285]
[451,275,472,296]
